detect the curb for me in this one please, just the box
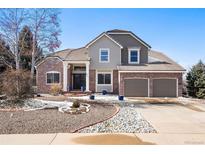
[72,104,120,133]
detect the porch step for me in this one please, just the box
[63,91,91,95]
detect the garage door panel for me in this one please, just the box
[153,79,177,97]
[124,79,148,97]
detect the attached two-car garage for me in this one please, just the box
[124,78,177,97]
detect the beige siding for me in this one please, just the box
[88,35,121,69]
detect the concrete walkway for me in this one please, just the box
[1,133,205,145]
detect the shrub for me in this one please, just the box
[196,88,205,99]
[1,69,33,103]
[50,84,62,96]
[72,100,80,108]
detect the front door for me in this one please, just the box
[73,74,86,90]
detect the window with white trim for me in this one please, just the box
[99,48,109,62]
[97,73,111,84]
[47,72,60,84]
[128,49,139,64]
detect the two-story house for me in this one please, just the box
[36,29,185,97]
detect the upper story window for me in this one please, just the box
[99,48,109,63]
[128,48,140,64]
[46,71,60,84]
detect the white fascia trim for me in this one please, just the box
[107,32,151,49]
[99,48,110,63]
[86,33,123,49]
[128,48,140,64]
[65,60,90,64]
[36,56,63,67]
[118,70,186,73]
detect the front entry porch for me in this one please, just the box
[63,61,90,92]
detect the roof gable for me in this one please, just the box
[106,30,151,48]
[85,32,123,49]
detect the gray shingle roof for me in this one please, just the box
[64,47,89,61]
[117,50,186,71]
[106,29,151,48]
[48,48,72,60]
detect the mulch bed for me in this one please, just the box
[0,102,117,134]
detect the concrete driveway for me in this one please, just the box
[127,101,205,144]
[134,102,205,134]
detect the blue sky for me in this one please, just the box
[59,9,205,69]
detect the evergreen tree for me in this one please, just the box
[186,60,205,98]
[18,26,43,70]
[0,37,14,71]
[0,37,11,60]
[18,26,33,70]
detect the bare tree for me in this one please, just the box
[0,9,28,70]
[29,9,61,78]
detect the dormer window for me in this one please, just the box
[128,48,140,64]
[99,48,109,63]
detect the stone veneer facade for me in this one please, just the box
[119,72,183,97]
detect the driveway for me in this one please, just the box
[134,102,205,134]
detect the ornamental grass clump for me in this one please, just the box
[50,84,62,96]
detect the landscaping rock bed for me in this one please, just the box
[79,105,156,133]
[0,102,117,134]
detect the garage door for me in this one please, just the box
[153,79,177,97]
[124,79,148,97]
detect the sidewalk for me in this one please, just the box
[1,133,205,145]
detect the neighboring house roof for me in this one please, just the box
[106,29,151,48]
[117,50,186,72]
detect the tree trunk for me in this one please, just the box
[15,55,19,70]
[31,33,37,80]
[15,47,20,70]
[31,46,35,79]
